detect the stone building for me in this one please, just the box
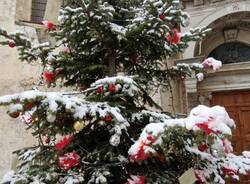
[0,0,39,177]
[1,0,250,182]
[177,1,250,182]
[180,0,250,157]
[0,0,62,177]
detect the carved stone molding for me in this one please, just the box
[177,57,250,111]
[198,61,250,92]
[184,77,197,93]
[194,0,204,6]
[223,28,238,42]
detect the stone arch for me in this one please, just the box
[183,1,250,58]
[196,3,250,28]
[193,11,250,58]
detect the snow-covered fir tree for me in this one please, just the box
[0,0,250,183]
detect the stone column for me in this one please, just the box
[184,75,199,112]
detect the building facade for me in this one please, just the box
[181,0,250,154]
[0,0,47,177]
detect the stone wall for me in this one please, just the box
[0,0,40,177]
[182,0,250,58]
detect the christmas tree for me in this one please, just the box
[0,0,250,183]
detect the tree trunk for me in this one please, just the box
[108,56,116,76]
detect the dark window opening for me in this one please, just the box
[208,42,250,64]
[31,0,48,24]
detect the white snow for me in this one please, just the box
[131,104,235,153]
[0,90,130,146]
[91,76,136,87]
[128,105,250,184]
[202,57,222,71]
[110,23,127,35]
[196,72,204,81]
[90,76,140,98]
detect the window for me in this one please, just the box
[208,42,250,64]
[31,0,48,24]
[15,0,62,26]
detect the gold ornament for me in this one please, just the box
[73,120,85,132]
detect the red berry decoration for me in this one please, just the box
[63,47,70,54]
[108,83,116,93]
[8,40,15,48]
[96,86,103,94]
[8,111,20,118]
[147,135,155,142]
[159,13,165,20]
[43,71,57,84]
[104,114,113,123]
[196,123,215,135]
[166,29,181,45]
[25,102,34,110]
[198,144,207,152]
[42,20,56,30]
[129,141,151,161]
[126,175,145,184]
[59,151,81,171]
[222,167,236,176]
[55,136,74,151]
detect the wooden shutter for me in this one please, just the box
[31,0,48,23]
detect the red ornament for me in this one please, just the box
[129,141,151,162]
[25,102,34,110]
[8,40,15,48]
[108,83,116,93]
[198,144,207,152]
[223,167,236,176]
[196,123,216,135]
[146,135,155,142]
[63,47,70,54]
[8,111,20,118]
[55,136,73,151]
[125,175,145,184]
[42,20,56,30]
[104,114,113,123]
[166,29,181,45]
[43,70,57,83]
[194,170,206,184]
[159,13,165,20]
[156,154,165,162]
[59,151,81,171]
[137,176,145,184]
[96,86,103,94]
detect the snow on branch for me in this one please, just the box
[0,90,129,146]
[128,105,250,183]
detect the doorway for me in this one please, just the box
[211,90,250,183]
